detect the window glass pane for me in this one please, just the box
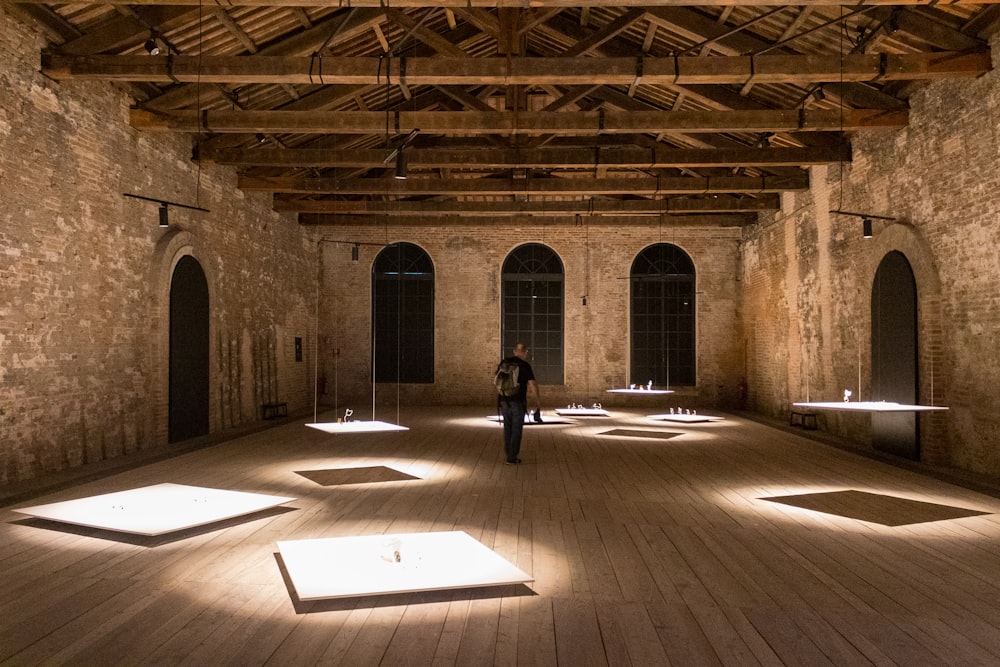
[372,243,434,383]
[501,244,564,385]
[630,244,696,387]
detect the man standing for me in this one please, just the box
[497,342,541,465]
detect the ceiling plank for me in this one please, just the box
[11,0,1000,6]
[132,108,908,134]
[237,172,808,195]
[198,145,850,168]
[275,195,779,214]
[299,213,755,226]
[43,52,992,85]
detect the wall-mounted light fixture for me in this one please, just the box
[830,210,896,239]
[862,217,873,238]
[351,243,360,262]
[124,193,210,229]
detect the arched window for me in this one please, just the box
[630,243,696,387]
[501,243,564,385]
[372,243,434,383]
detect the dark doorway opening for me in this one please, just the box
[169,255,209,443]
[871,251,919,459]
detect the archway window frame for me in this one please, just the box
[371,242,435,384]
[629,243,697,387]
[501,243,565,385]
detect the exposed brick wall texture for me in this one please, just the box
[0,7,316,484]
[741,34,1000,474]
[314,222,744,413]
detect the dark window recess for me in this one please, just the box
[372,243,434,383]
[630,244,696,387]
[501,243,564,385]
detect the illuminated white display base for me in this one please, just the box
[306,421,409,434]
[606,388,674,395]
[555,408,610,417]
[13,483,296,536]
[648,413,724,423]
[277,531,534,601]
[793,401,949,413]
[487,414,572,424]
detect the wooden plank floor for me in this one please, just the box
[3,406,1000,666]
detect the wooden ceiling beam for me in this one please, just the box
[44,52,991,85]
[13,0,1000,6]
[199,145,850,168]
[132,108,908,134]
[298,212,756,226]
[237,172,808,195]
[275,195,779,214]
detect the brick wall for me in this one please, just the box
[741,34,1000,474]
[313,220,744,415]
[0,7,316,484]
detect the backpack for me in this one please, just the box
[494,360,520,397]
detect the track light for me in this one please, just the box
[158,203,169,228]
[394,148,409,180]
[755,132,772,149]
[812,86,825,102]
[862,217,873,238]
[144,33,160,55]
[255,133,266,144]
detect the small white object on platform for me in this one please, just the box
[12,483,295,536]
[792,401,949,413]
[306,421,409,433]
[277,530,534,601]
[648,413,724,423]
[606,388,674,395]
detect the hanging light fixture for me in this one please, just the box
[394,148,409,180]
[144,32,160,55]
[862,217,873,238]
[158,203,169,228]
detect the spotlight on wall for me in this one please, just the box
[581,295,588,306]
[144,33,160,55]
[351,243,360,262]
[862,217,873,238]
[394,148,409,180]
[158,203,169,228]
[255,133,267,144]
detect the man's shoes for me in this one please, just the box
[504,458,522,465]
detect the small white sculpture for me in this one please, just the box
[344,408,354,422]
[647,380,653,390]
[843,389,852,402]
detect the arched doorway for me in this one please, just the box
[871,250,919,459]
[169,255,209,443]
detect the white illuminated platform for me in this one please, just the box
[793,401,949,413]
[555,408,610,417]
[306,421,409,434]
[487,415,572,425]
[13,483,296,536]
[648,413,724,423]
[277,531,533,601]
[606,388,674,395]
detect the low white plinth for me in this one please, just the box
[306,421,409,433]
[793,401,949,413]
[13,483,295,536]
[606,388,674,395]
[648,413,724,423]
[277,531,533,601]
[554,408,610,417]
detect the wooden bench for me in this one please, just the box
[789,409,818,430]
[262,402,288,420]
